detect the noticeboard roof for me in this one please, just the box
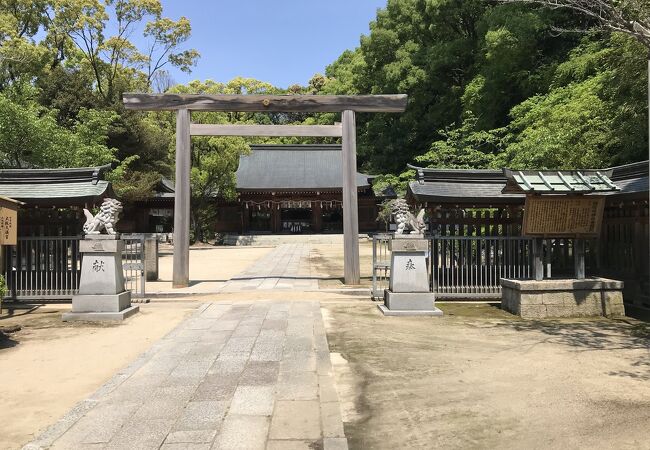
[502,169,619,194]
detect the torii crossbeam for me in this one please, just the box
[123,93,408,287]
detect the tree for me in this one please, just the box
[501,0,650,50]
[46,0,199,103]
[0,85,116,168]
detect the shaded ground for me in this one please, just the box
[322,302,650,450]
[0,302,198,449]
[311,241,374,288]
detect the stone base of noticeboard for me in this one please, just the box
[500,277,625,319]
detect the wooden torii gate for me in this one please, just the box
[123,94,407,287]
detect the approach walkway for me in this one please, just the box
[220,244,319,292]
[26,300,347,450]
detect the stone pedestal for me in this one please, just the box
[379,235,443,317]
[500,277,625,319]
[63,235,139,321]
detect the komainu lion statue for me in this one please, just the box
[83,198,123,235]
[392,199,426,235]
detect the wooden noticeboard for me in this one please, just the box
[522,195,605,237]
[0,197,19,245]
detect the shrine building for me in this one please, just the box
[213,144,384,234]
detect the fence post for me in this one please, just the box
[532,238,544,281]
[574,238,585,279]
[145,236,159,281]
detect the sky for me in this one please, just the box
[138,0,388,88]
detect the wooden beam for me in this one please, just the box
[190,123,342,137]
[123,93,407,112]
[173,109,191,288]
[342,110,360,285]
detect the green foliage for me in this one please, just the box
[323,0,647,174]
[106,155,160,201]
[0,85,117,168]
[0,274,6,299]
[416,114,505,169]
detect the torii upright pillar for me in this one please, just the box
[173,108,191,287]
[342,110,360,284]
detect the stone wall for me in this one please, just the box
[501,278,625,319]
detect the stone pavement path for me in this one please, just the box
[220,244,319,292]
[26,301,347,450]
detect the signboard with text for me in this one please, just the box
[522,195,605,237]
[0,204,17,245]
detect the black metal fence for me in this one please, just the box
[373,234,533,299]
[431,236,533,297]
[3,235,146,300]
[3,236,81,300]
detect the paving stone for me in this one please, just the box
[165,429,217,444]
[286,320,314,337]
[27,296,346,450]
[231,324,262,338]
[201,330,233,344]
[160,375,204,387]
[316,350,333,376]
[210,320,241,331]
[249,340,284,362]
[269,400,321,440]
[323,437,349,450]
[192,374,239,401]
[176,329,208,342]
[214,415,269,450]
[280,351,316,373]
[277,371,318,400]
[239,361,279,385]
[221,336,257,353]
[262,319,288,331]
[133,358,179,377]
[185,318,217,330]
[284,336,314,353]
[51,402,140,446]
[266,440,319,450]
[161,444,212,450]
[208,358,247,376]
[153,385,197,403]
[101,381,158,404]
[133,398,188,419]
[216,351,250,362]
[318,375,339,403]
[229,386,275,415]
[169,360,213,378]
[257,329,285,340]
[321,402,345,438]
[106,418,174,450]
[174,401,229,431]
[185,342,224,362]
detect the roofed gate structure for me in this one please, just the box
[124,93,408,287]
[0,164,113,235]
[406,161,649,310]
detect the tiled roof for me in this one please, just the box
[502,169,618,193]
[236,144,371,191]
[407,165,523,204]
[0,164,112,205]
[407,161,648,204]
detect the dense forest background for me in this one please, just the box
[0,0,648,236]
